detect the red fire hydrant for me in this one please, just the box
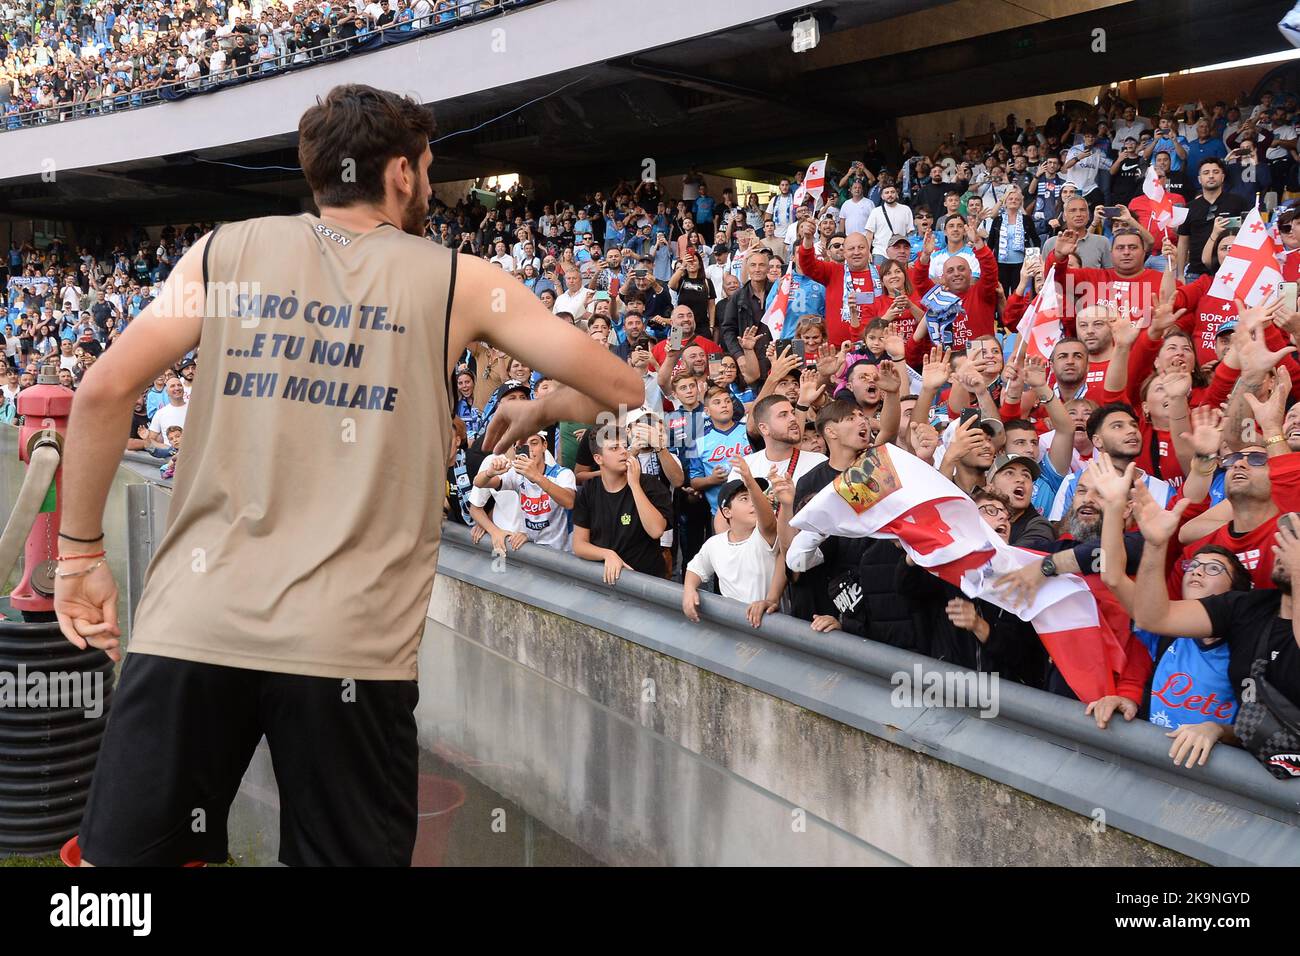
[10,363,73,614]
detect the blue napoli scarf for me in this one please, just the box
[921,285,965,346]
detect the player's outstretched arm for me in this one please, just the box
[451,253,644,453]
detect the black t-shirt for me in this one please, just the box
[1110,156,1145,205]
[790,460,870,620]
[572,474,673,578]
[1199,589,1300,709]
[230,45,252,68]
[675,275,714,336]
[1179,191,1251,276]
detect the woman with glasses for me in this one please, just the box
[1095,456,1250,767]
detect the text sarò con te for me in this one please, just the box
[230,293,407,333]
[225,333,363,367]
[222,372,399,412]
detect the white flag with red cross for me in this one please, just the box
[789,443,1131,703]
[762,262,796,340]
[1015,264,1063,363]
[1142,167,1188,231]
[792,156,828,211]
[1208,207,1284,306]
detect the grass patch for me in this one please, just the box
[0,852,61,867]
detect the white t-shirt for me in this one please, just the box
[1267,124,1296,161]
[838,196,875,237]
[553,287,592,319]
[706,263,730,303]
[1112,119,1149,146]
[728,447,826,486]
[928,248,982,282]
[490,253,515,272]
[863,203,915,256]
[468,458,576,552]
[1062,146,1104,195]
[686,527,778,603]
[148,402,188,445]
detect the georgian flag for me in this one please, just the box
[1208,207,1284,306]
[1142,167,1188,231]
[1016,264,1063,362]
[792,156,828,211]
[789,443,1130,702]
[762,262,796,340]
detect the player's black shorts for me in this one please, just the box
[79,652,419,866]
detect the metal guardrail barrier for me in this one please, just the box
[115,481,1299,864]
[2,0,540,134]
[433,520,1300,865]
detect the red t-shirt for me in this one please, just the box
[863,291,924,343]
[1128,194,1186,251]
[796,243,881,347]
[651,334,722,367]
[1052,255,1167,327]
[1177,516,1278,596]
[1134,425,1185,493]
[1083,358,1110,402]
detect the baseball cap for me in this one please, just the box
[718,476,769,512]
[1215,320,1238,338]
[495,379,532,401]
[987,452,1041,481]
[887,234,910,247]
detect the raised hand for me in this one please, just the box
[1233,296,1286,337]
[943,415,980,461]
[921,347,952,390]
[768,467,795,509]
[1023,353,1049,389]
[739,325,760,352]
[1131,480,1190,547]
[910,421,939,463]
[798,368,826,406]
[771,348,802,381]
[1109,310,1141,349]
[883,331,907,358]
[1158,370,1192,401]
[1051,229,1078,260]
[1086,452,1136,510]
[1244,365,1291,437]
[730,452,753,484]
[1180,404,1225,458]
[876,359,902,394]
[1149,290,1187,337]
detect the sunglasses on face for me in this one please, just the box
[1222,451,1268,468]
[1179,559,1229,576]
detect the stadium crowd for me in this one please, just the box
[5,89,1300,779]
[0,0,526,126]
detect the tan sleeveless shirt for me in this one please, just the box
[127,213,454,680]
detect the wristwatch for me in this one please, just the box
[1040,556,1058,578]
